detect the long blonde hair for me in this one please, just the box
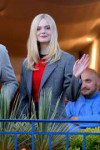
[27,14,61,70]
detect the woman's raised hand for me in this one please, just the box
[73,54,90,78]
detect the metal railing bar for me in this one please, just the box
[0,119,100,150]
[0,119,100,123]
[66,134,69,150]
[0,131,32,134]
[49,133,51,150]
[34,132,100,135]
[83,133,86,150]
[15,133,17,150]
[32,122,35,150]
[0,131,100,135]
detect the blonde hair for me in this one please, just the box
[27,14,61,70]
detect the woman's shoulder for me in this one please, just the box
[22,58,28,68]
[23,58,27,64]
[60,50,74,61]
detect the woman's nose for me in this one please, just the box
[41,27,46,33]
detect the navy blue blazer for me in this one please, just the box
[20,51,81,119]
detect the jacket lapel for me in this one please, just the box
[25,61,58,94]
[39,62,58,91]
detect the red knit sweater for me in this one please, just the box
[32,59,46,102]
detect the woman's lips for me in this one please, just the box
[40,36,47,38]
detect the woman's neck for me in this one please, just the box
[39,43,49,55]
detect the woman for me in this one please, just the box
[19,14,89,118]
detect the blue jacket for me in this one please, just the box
[66,91,100,129]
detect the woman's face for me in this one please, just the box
[36,18,51,44]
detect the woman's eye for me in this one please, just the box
[37,27,41,31]
[46,26,50,30]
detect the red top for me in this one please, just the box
[32,59,46,102]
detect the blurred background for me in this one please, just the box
[0,0,100,81]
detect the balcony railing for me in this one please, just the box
[0,119,100,150]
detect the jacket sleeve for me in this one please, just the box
[64,56,82,101]
[0,45,18,102]
[78,115,100,128]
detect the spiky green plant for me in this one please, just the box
[34,90,69,150]
[0,90,69,150]
[0,92,33,150]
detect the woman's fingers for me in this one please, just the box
[79,54,89,63]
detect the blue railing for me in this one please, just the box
[0,119,100,150]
